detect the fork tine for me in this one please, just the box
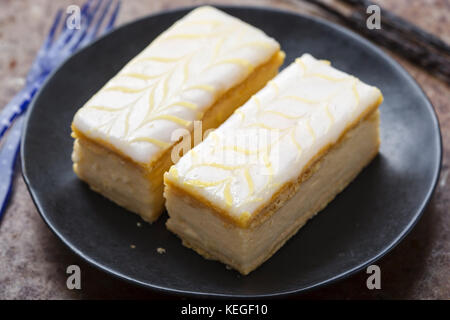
[80,0,114,45]
[43,9,64,49]
[87,0,104,24]
[92,0,115,36]
[26,8,64,84]
[103,0,121,34]
[68,0,101,44]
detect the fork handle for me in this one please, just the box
[0,83,39,139]
[0,116,24,220]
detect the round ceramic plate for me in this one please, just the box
[21,6,442,298]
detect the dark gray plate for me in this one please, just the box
[21,6,442,298]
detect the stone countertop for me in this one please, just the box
[0,0,448,299]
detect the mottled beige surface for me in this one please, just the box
[0,0,448,300]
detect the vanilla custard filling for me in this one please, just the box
[165,54,383,224]
[72,6,280,165]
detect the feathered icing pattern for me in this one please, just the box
[170,54,377,221]
[74,6,279,161]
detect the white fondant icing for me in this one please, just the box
[167,54,382,218]
[73,6,280,164]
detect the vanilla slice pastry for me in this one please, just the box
[164,54,383,274]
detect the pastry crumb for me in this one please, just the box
[130,244,136,249]
[156,247,166,254]
[136,222,142,227]
[225,265,232,270]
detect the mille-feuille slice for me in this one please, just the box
[164,54,383,274]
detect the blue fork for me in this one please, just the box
[0,0,121,220]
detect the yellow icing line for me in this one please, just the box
[231,41,274,51]
[224,181,233,207]
[184,84,216,93]
[263,152,273,174]
[262,152,274,187]
[104,86,148,94]
[134,88,156,131]
[136,55,185,63]
[244,168,254,195]
[264,110,304,119]
[129,136,171,148]
[161,70,173,102]
[183,57,191,82]
[244,122,280,131]
[281,95,322,105]
[352,79,360,105]
[306,73,351,82]
[119,73,163,80]
[295,58,307,73]
[210,58,254,72]
[268,128,292,150]
[123,107,132,136]
[163,101,198,111]
[203,163,244,170]
[222,145,259,155]
[234,109,246,122]
[86,105,126,112]
[306,120,316,139]
[211,38,225,62]
[90,117,114,134]
[252,96,262,113]
[147,87,156,116]
[86,96,142,126]
[290,129,302,153]
[325,104,335,124]
[149,114,191,127]
[269,80,279,94]
[184,178,228,188]
[187,162,245,173]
